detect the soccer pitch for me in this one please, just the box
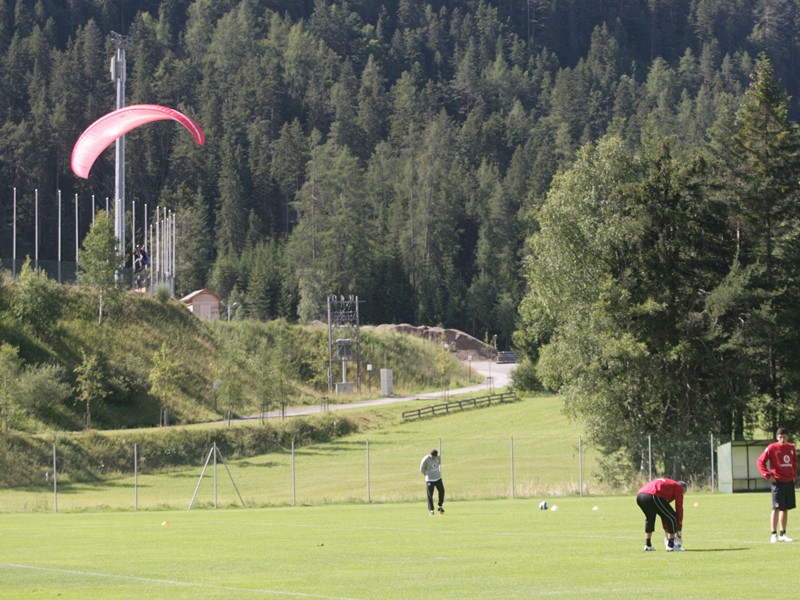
[0,492,791,599]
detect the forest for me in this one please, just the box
[4,0,798,347]
[3,1,800,468]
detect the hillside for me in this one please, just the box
[3,0,792,352]
[0,278,472,433]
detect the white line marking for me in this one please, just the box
[0,563,357,600]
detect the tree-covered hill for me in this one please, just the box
[1,0,792,349]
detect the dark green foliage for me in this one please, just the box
[706,56,800,433]
[516,135,739,479]
[518,54,800,478]
[2,0,788,345]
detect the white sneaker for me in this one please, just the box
[643,545,656,552]
[779,534,793,542]
[665,536,682,550]
[771,533,778,544]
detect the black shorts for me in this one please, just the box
[771,480,796,511]
[636,492,679,534]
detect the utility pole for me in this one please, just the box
[111,31,129,261]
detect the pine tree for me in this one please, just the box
[709,56,800,431]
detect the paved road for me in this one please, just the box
[245,359,516,420]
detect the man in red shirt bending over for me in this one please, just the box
[636,477,687,552]
[757,427,797,543]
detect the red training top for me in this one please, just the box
[757,441,798,483]
[638,477,684,530]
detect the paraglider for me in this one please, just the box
[70,104,205,179]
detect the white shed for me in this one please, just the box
[180,289,221,321]
[717,439,771,493]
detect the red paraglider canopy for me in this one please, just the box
[70,104,205,179]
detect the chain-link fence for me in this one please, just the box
[0,431,734,513]
[2,258,174,294]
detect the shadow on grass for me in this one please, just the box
[294,442,371,456]
[51,480,134,494]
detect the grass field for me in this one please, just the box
[0,395,607,512]
[0,392,765,598]
[0,492,789,599]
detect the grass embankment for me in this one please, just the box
[0,393,600,511]
[0,280,475,432]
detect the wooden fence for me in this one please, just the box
[401,390,518,421]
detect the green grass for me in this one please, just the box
[0,394,605,512]
[0,492,789,599]
[0,390,783,598]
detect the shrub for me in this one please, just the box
[510,357,543,391]
[154,284,172,303]
[12,258,63,336]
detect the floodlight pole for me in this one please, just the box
[111,32,129,261]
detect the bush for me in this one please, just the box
[16,363,71,417]
[0,413,361,488]
[510,357,543,391]
[154,284,172,303]
[12,258,63,336]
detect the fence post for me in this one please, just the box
[510,437,515,499]
[52,444,58,513]
[291,439,296,506]
[366,440,371,504]
[579,436,583,497]
[710,433,715,493]
[213,441,218,509]
[134,443,138,511]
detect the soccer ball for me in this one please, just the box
[538,501,548,510]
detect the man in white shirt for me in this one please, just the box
[420,449,445,515]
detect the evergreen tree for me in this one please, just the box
[214,128,249,255]
[708,56,800,431]
[174,188,212,296]
[271,119,310,236]
[287,136,377,301]
[356,53,389,159]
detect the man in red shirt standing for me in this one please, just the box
[636,477,687,552]
[757,427,797,543]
